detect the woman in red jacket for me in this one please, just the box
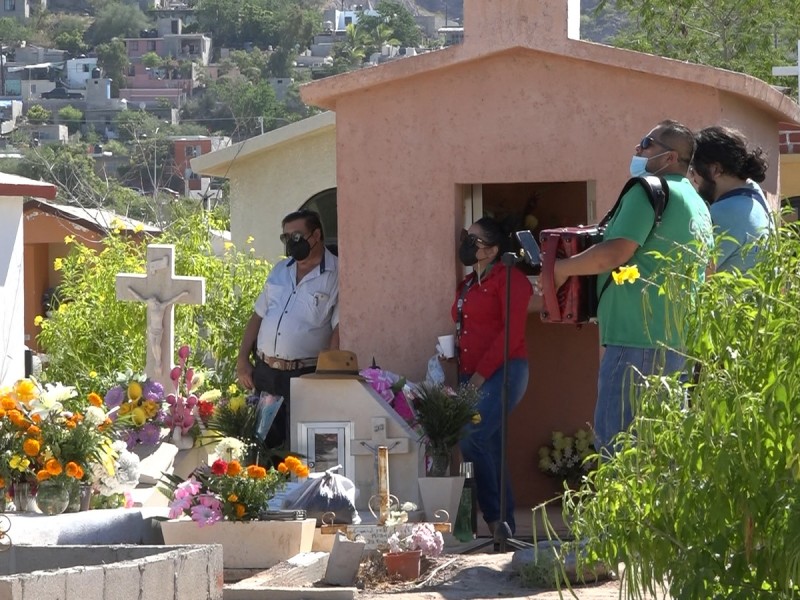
[452,217,532,536]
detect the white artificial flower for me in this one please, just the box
[215,437,246,461]
[85,405,107,426]
[199,389,221,402]
[42,382,77,403]
[28,396,64,419]
[400,502,417,512]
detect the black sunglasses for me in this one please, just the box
[460,229,490,246]
[279,230,311,244]
[640,135,674,152]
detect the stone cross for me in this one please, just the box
[772,40,800,99]
[351,417,410,482]
[115,244,205,388]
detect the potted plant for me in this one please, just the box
[537,429,596,489]
[158,455,316,570]
[384,522,445,581]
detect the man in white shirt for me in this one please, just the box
[236,209,340,449]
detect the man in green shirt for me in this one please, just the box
[554,120,713,455]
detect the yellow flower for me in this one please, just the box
[471,413,481,424]
[246,236,254,244]
[227,384,238,396]
[64,234,75,244]
[612,264,640,285]
[53,257,63,271]
[224,241,234,250]
[14,379,37,402]
[89,371,98,379]
[9,455,30,471]
[33,315,44,327]
[228,494,238,502]
[131,407,147,426]
[228,395,244,412]
[134,224,144,233]
[127,382,142,401]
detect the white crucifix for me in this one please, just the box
[772,40,800,100]
[351,417,410,481]
[116,244,205,387]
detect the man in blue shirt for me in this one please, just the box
[690,126,773,273]
[236,209,340,448]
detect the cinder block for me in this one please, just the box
[175,549,212,600]
[206,547,224,599]
[20,571,67,600]
[139,555,175,600]
[0,578,23,600]
[103,562,141,599]
[65,566,104,600]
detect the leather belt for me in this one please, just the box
[256,352,317,371]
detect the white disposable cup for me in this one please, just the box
[437,334,456,359]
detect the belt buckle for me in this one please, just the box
[271,360,282,370]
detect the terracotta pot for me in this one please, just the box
[384,550,421,581]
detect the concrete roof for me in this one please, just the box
[24,199,161,235]
[0,172,57,200]
[301,38,800,125]
[190,111,336,177]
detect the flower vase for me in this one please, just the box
[384,550,422,581]
[65,479,81,513]
[79,484,93,511]
[427,444,451,477]
[13,482,34,513]
[35,480,70,515]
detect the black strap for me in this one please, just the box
[596,176,670,307]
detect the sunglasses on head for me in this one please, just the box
[640,135,674,152]
[279,231,310,244]
[460,229,490,246]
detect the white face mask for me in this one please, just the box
[629,151,669,178]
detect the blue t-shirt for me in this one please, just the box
[710,180,773,273]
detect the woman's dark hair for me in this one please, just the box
[693,126,768,183]
[474,216,511,257]
[282,209,324,240]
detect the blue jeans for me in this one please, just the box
[459,359,529,534]
[595,345,685,456]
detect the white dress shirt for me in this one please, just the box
[254,248,339,360]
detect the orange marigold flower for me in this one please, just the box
[64,419,77,429]
[295,465,310,478]
[226,461,242,477]
[65,462,83,479]
[98,418,112,431]
[0,397,16,410]
[0,408,5,419]
[284,455,301,469]
[36,470,51,482]
[31,414,41,424]
[87,392,103,407]
[277,463,289,474]
[73,413,84,422]
[22,438,40,456]
[45,458,63,476]
[235,503,246,518]
[247,465,267,479]
[227,494,238,502]
[7,410,23,426]
[26,424,41,437]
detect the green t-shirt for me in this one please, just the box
[597,174,713,348]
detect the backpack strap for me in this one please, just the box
[595,176,670,306]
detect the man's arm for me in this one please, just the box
[236,312,262,390]
[553,237,639,289]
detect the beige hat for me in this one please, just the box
[302,350,365,380]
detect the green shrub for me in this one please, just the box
[37,208,271,393]
[540,225,800,599]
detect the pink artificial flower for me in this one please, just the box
[168,496,192,519]
[191,503,222,527]
[178,345,191,363]
[197,494,221,511]
[174,477,201,500]
[123,490,135,508]
[170,366,182,382]
[392,390,415,422]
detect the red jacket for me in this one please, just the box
[451,263,532,378]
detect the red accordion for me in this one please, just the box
[539,226,604,324]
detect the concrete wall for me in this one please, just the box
[0,545,223,600]
[0,194,24,386]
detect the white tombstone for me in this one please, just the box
[115,244,205,390]
[0,174,56,387]
[290,377,424,511]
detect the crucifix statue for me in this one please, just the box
[116,244,205,388]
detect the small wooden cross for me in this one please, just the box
[115,244,205,388]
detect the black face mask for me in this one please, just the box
[458,239,479,266]
[287,237,312,261]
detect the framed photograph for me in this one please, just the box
[297,422,354,479]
